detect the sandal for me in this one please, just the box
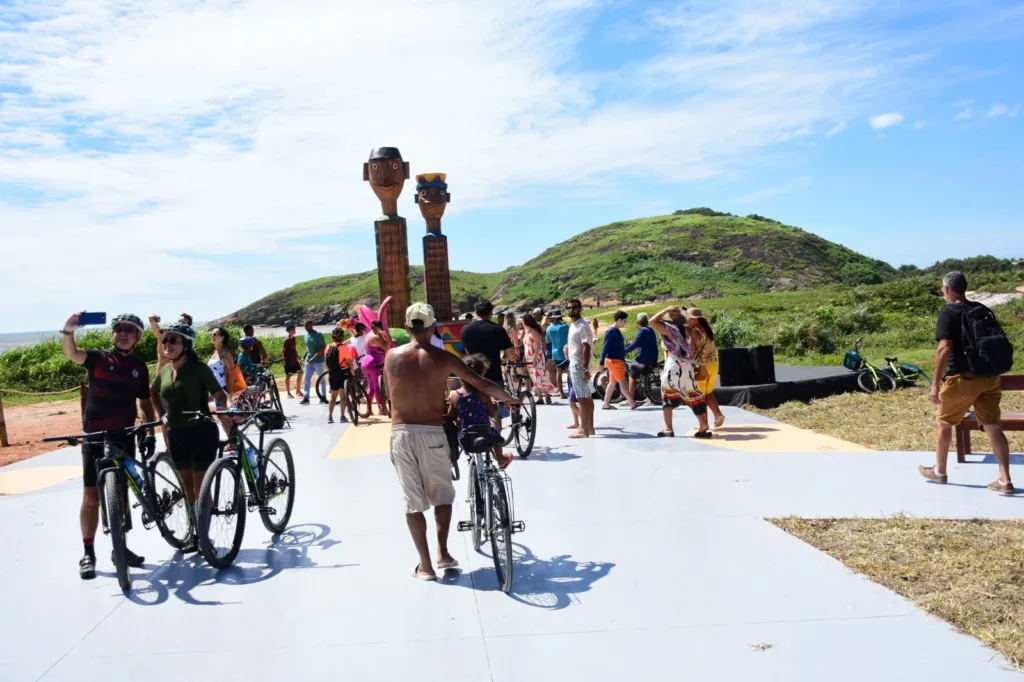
[693,430,713,439]
[657,430,674,438]
[437,557,460,570]
[714,414,725,428]
[412,564,437,581]
[602,405,617,410]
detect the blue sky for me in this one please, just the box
[1,0,1022,333]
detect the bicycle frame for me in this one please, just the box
[466,450,524,541]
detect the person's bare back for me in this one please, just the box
[385,340,454,426]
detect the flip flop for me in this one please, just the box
[412,564,437,581]
[602,405,618,410]
[657,430,674,438]
[437,558,460,570]
[693,430,713,439]
[714,415,725,428]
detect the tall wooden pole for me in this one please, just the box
[0,393,8,447]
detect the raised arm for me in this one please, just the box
[649,306,681,337]
[61,311,88,365]
[446,353,519,405]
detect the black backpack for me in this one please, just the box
[325,344,341,371]
[960,302,1014,377]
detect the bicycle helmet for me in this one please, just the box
[240,335,257,345]
[332,327,347,341]
[162,323,197,348]
[110,313,145,334]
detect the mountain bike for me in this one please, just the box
[238,361,288,428]
[594,360,662,404]
[457,425,526,593]
[313,368,362,424]
[186,409,296,569]
[500,362,537,458]
[42,421,192,592]
[845,337,929,393]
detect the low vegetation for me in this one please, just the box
[772,516,1024,670]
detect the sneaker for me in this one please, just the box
[112,548,145,568]
[918,465,947,484]
[79,554,96,580]
[988,479,1016,494]
[339,414,349,423]
[299,398,310,405]
[319,399,328,405]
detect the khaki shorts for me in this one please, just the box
[390,424,455,514]
[937,372,1001,426]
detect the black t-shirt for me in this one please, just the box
[461,320,512,383]
[936,302,970,375]
[83,349,150,432]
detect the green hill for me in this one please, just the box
[215,208,901,325]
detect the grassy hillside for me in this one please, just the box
[215,208,900,325]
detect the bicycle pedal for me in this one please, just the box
[259,506,277,515]
[511,521,526,533]
[456,521,474,532]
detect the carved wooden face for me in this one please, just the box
[364,158,410,203]
[416,185,450,221]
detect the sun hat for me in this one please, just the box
[686,308,706,320]
[406,302,436,329]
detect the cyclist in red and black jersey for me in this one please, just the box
[62,312,157,580]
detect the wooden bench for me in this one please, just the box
[956,374,1024,462]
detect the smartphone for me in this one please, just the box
[78,312,107,326]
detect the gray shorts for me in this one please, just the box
[390,424,455,514]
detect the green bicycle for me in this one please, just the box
[844,337,931,393]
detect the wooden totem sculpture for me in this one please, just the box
[364,147,411,329]
[415,173,453,322]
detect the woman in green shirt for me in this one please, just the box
[150,324,228,550]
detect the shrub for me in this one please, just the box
[713,313,759,349]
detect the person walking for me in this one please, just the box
[300,320,327,405]
[567,299,596,438]
[919,271,1014,493]
[461,300,516,428]
[625,312,659,403]
[282,323,302,398]
[685,308,725,428]
[650,306,710,438]
[386,303,518,581]
[600,310,636,409]
[523,314,556,405]
[546,311,570,398]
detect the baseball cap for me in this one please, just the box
[240,336,257,345]
[532,307,543,317]
[406,302,436,329]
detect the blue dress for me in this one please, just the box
[456,391,500,452]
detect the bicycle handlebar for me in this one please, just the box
[42,420,163,445]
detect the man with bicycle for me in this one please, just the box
[62,312,157,579]
[625,312,659,404]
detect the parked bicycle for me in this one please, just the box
[500,361,537,458]
[42,421,192,592]
[237,360,288,427]
[456,424,526,593]
[592,359,663,405]
[844,337,931,393]
[185,409,295,569]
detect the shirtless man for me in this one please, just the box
[385,302,519,581]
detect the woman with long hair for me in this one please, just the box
[209,327,244,404]
[685,309,725,428]
[503,312,520,362]
[649,306,710,438]
[522,314,556,404]
[360,320,391,415]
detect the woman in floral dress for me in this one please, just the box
[649,306,710,438]
[522,314,556,404]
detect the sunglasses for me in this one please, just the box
[113,325,137,334]
[161,336,183,346]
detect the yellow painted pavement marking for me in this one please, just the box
[329,417,393,459]
[696,423,868,453]
[0,466,80,495]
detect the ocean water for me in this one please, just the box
[0,331,60,353]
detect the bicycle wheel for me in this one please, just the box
[468,459,483,551]
[379,375,391,417]
[315,371,329,403]
[148,453,191,550]
[591,368,607,400]
[488,475,514,593]
[345,380,360,425]
[102,470,131,592]
[259,438,295,534]
[355,381,372,418]
[897,363,931,387]
[514,391,537,458]
[197,457,246,569]
[644,371,662,406]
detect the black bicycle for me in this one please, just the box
[42,421,192,592]
[186,409,296,569]
[457,425,525,593]
[500,362,537,458]
[238,361,288,427]
[313,369,363,424]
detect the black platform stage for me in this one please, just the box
[715,366,860,409]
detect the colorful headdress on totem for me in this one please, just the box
[416,173,447,191]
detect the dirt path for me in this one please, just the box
[1,398,82,467]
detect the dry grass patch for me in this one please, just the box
[771,516,1024,669]
[750,388,1024,452]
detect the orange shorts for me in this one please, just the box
[937,372,1001,425]
[605,359,627,383]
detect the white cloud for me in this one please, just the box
[869,113,905,129]
[0,0,1017,330]
[826,121,848,137]
[912,121,925,130]
[954,108,973,120]
[987,103,1020,118]
[734,176,811,204]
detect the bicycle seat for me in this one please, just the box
[885,357,898,363]
[463,425,504,453]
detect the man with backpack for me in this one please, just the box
[325,328,357,423]
[919,271,1015,494]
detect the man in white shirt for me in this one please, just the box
[566,298,595,438]
[348,322,367,359]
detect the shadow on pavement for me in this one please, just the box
[124,522,356,606]
[447,543,614,609]
[520,448,581,463]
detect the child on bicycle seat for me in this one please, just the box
[447,354,513,470]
